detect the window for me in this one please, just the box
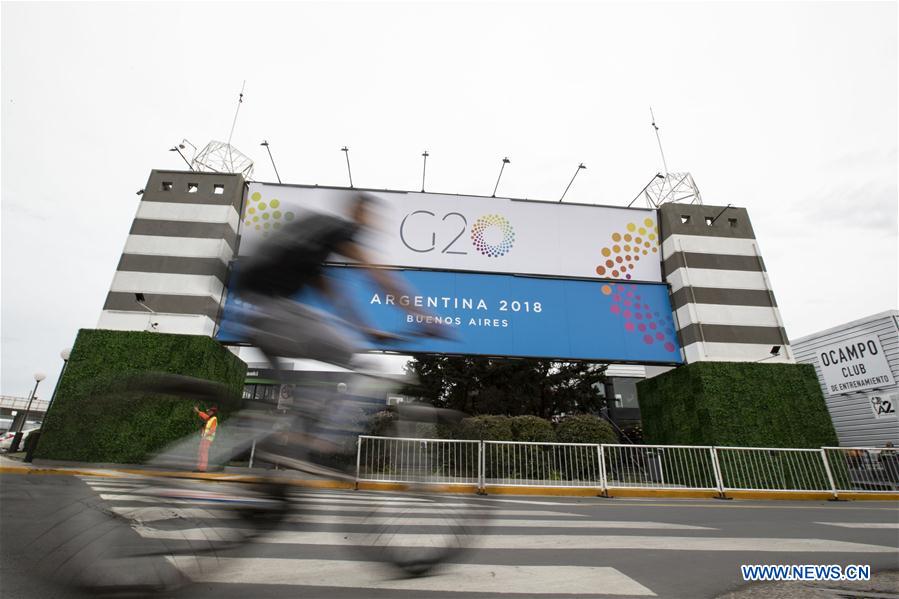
[610,378,640,409]
[705,216,714,226]
[161,181,173,191]
[213,184,224,195]
[680,215,691,224]
[242,383,278,403]
[728,218,738,228]
[187,183,199,193]
[259,385,277,402]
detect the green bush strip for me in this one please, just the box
[636,362,838,448]
[35,329,246,464]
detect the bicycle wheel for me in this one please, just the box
[348,402,489,577]
[22,373,290,595]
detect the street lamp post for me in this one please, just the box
[23,349,72,462]
[10,372,46,453]
[46,348,72,410]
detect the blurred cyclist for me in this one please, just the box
[233,193,447,463]
[235,192,444,370]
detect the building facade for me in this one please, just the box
[98,170,245,336]
[95,169,804,433]
[657,203,793,364]
[792,311,899,447]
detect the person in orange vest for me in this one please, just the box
[193,405,218,472]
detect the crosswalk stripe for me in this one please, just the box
[293,505,585,517]
[109,505,583,519]
[108,507,709,529]
[80,480,145,488]
[816,522,899,529]
[98,494,196,504]
[469,497,592,506]
[138,529,897,553]
[291,492,434,502]
[167,557,657,596]
[98,493,485,509]
[287,495,483,508]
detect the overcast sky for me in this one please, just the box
[2,1,896,398]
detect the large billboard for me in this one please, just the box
[239,184,662,283]
[217,267,682,364]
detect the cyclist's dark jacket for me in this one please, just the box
[235,212,359,298]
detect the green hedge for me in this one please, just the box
[457,415,515,441]
[636,362,838,448]
[556,415,618,445]
[35,329,246,464]
[510,415,556,442]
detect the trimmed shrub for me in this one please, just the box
[457,415,514,441]
[510,415,556,443]
[636,362,838,448]
[556,414,618,445]
[35,329,246,464]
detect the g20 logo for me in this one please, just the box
[399,211,515,257]
[470,214,515,257]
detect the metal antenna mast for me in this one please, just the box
[421,150,429,192]
[184,83,254,178]
[559,163,586,202]
[627,108,702,208]
[650,107,669,176]
[226,81,246,170]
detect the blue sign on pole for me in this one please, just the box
[217,266,683,364]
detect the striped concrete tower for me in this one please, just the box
[657,204,793,364]
[98,169,245,336]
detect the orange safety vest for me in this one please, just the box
[200,414,217,441]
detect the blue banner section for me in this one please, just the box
[217,267,683,364]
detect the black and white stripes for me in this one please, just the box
[98,170,245,335]
[657,204,793,363]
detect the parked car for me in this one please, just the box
[0,427,40,452]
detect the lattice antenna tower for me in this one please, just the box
[629,108,702,208]
[189,81,255,179]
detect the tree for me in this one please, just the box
[401,355,607,420]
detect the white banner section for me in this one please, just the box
[817,333,896,395]
[240,184,662,282]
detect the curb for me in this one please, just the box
[725,490,837,501]
[3,467,897,501]
[0,466,354,490]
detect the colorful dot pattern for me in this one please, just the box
[595,218,660,280]
[601,282,678,353]
[470,214,516,257]
[243,191,296,237]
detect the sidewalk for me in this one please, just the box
[0,452,354,489]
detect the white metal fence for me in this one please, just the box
[603,444,719,490]
[714,447,834,493]
[823,447,899,493]
[355,436,899,498]
[356,436,480,485]
[483,441,602,487]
